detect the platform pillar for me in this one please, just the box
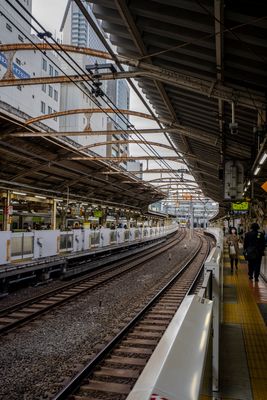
[51,199,57,230]
[3,190,11,231]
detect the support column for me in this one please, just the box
[3,190,11,231]
[189,200,193,239]
[51,199,57,230]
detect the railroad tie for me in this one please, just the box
[80,380,132,394]
[106,355,147,366]
[114,346,153,355]
[94,367,139,378]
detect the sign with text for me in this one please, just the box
[231,201,249,212]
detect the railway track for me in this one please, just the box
[0,230,186,335]
[53,234,211,400]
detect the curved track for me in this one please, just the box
[53,234,212,400]
[0,231,186,335]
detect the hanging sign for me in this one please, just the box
[261,181,267,192]
[231,202,249,211]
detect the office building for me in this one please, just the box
[0,0,60,131]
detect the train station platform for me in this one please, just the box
[0,226,178,293]
[203,250,267,400]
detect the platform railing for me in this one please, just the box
[59,232,73,253]
[10,232,34,260]
[0,224,179,265]
[126,227,223,400]
[90,231,100,248]
[204,228,223,392]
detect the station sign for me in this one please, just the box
[3,205,13,215]
[93,210,103,217]
[231,201,249,214]
[261,181,267,192]
[182,193,192,200]
[0,52,30,79]
[231,201,249,211]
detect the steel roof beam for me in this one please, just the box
[8,128,178,137]
[23,107,218,146]
[67,155,218,168]
[0,43,264,109]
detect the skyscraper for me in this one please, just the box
[0,0,60,131]
[61,0,130,162]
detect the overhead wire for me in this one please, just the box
[10,0,185,182]
[0,13,166,201]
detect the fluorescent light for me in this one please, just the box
[259,152,267,165]
[13,191,26,196]
[35,195,46,199]
[247,180,251,186]
[254,166,261,175]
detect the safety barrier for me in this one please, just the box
[10,232,34,260]
[59,232,73,252]
[126,228,223,400]
[0,225,178,265]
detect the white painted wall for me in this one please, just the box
[33,230,60,258]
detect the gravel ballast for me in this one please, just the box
[0,232,199,400]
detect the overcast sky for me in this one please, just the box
[32,0,67,35]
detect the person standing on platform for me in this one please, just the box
[244,223,265,281]
[227,227,239,272]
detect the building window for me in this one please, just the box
[53,110,57,121]
[15,58,21,66]
[42,84,46,92]
[49,64,53,76]
[48,106,52,114]
[41,101,46,114]
[18,35,24,42]
[6,23,12,32]
[48,85,53,97]
[54,89,58,101]
[42,58,47,71]
[54,69,58,76]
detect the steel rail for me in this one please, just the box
[52,233,210,400]
[0,232,185,335]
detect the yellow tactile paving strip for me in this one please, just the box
[224,251,267,400]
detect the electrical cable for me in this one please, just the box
[11,0,183,179]
[3,0,199,207]
[2,7,173,185]
[0,16,167,200]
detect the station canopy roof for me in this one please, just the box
[89,0,267,203]
[0,0,267,212]
[0,109,164,210]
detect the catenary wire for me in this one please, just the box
[10,0,186,180]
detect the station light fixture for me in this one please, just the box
[13,191,26,196]
[259,152,267,165]
[35,195,46,199]
[254,166,261,176]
